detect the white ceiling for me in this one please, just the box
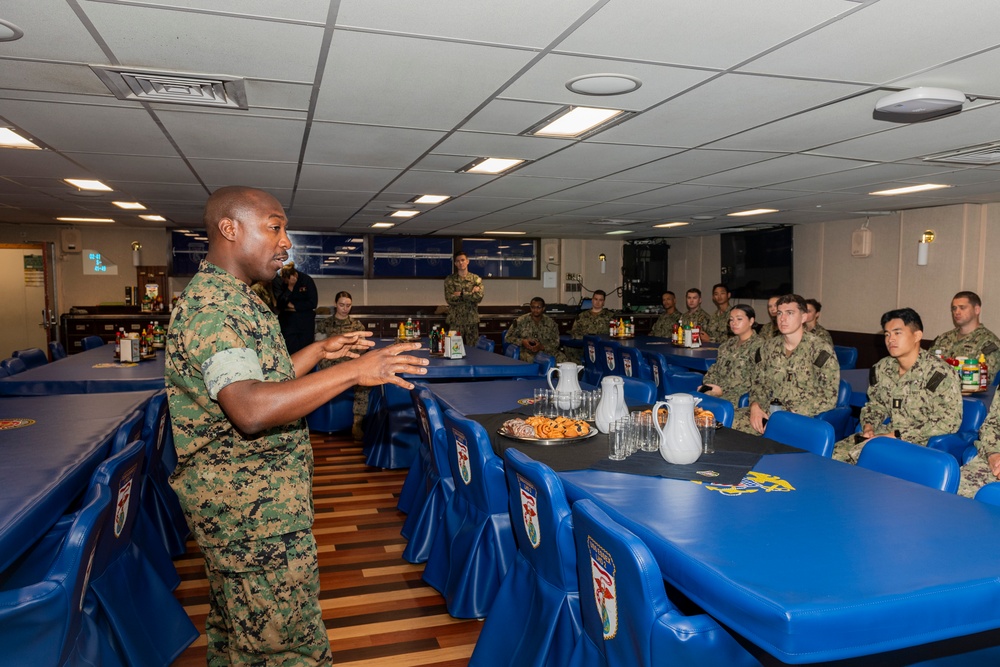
[3,0,1000,238]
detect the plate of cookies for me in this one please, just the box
[498,416,597,445]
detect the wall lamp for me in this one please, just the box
[598,253,607,274]
[131,241,142,267]
[917,230,934,266]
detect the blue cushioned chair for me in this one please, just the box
[422,409,515,619]
[88,439,199,666]
[927,397,988,463]
[581,335,603,385]
[857,436,960,493]
[0,366,8,378]
[571,499,761,667]
[535,350,557,376]
[974,482,1000,507]
[644,350,703,399]
[364,383,421,469]
[306,387,355,433]
[594,338,622,378]
[401,385,454,563]
[620,376,657,405]
[470,450,591,666]
[833,345,858,370]
[398,384,430,517]
[503,342,521,360]
[476,335,495,353]
[139,392,190,558]
[764,411,836,458]
[0,485,119,667]
[0,356,27,375]
[80,335,105,351]
[618,345,653,381]
[816,380,854,439]
[49,340,67,360]
[692,393,735,428]
[12,347,48,369]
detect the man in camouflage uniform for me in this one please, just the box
[757,295,781,338]
[650,290,682,338]
[567,289,614,362]
[165,186,427,666]
[732,294,839,435]
[931,291,1000,385]
[804,298,834,346]
[701,304,763,406]
[833,308,962,463]
[316,290,370,441]
[958,396,1000,498]
[681,288,713,342]
[506,296,560,364]
[444,251,484,347]
[706,283,733,341]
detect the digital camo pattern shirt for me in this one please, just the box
[444,272,484,345]
[959,395,1000,498]
[571,309,615,338]
[810,323,834,346]
[758,321,780,338]
[931,324,1000,385]
[315,315,370,417]
[749,330,840,415]
[702,333,763,406]
[706,307,733,341]
[165,261,313,546]
[506,312,560,364]
[680,307,712,334]
[650,311,682,338]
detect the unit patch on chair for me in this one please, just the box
[0,418,35,430]
[693,470,795,496]
[454,429,471,485]
[516,473,541,548]
[114,464,137,537]
[623,356,633,377]
[588,343,597,364]
[605,349,616,371]
[651,363,660,388]
[588,535,618,640]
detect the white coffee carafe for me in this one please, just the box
[652,393,703,464]
[595,375,629,433]
[546,362,584,410]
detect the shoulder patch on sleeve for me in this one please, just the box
[755,348,762,364]
[983,341,999,355]
[203,347,265,400]
[869,366,878,386]
[813,350,831,368]
[925,371,946,393]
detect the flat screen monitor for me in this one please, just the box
[720,226,793,299]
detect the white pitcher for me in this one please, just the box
[595,375,629,433]
[652,393,703,464]
[546,362,583,410]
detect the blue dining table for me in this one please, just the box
[428,378,1000,664]
[0,390,158,573]
[613,335,718,372]
[371,338,538,379]
[0,343,165,396]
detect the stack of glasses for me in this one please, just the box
[608,411,659,460]
[532,388,602,421]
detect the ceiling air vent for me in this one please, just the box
[923,141,1000,166]
[91,66,248,109]
[588,218,637,226]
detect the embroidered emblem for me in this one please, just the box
[605,349,616,371]
[892,397,903,410]
[0,418,35,430]
[80,543,98,612]
[623,356,633,377]
[516,473,541,548]
[517,398,535,406]
[114,465,137,538]
[693,471,795,496]
[651,364,660,387]
[455,429,472,485]
[696,470,720,477]
[588,535,618,639]
[588,344,597,364]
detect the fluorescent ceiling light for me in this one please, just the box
[869,183,951,196]
[64,178,112,191]
[56,217,115,223]
[727,208,779,217]
[530,106,625,138]
[460,157,525,174]
[484,231,526,235]
[654,221,689,228]
[139,214,166,222]
[413,194,450,204]
[605,230,634,235]
[113,201,146,210]
[0,128,40,149]
[335,250,348,255]
[371,222,395,229]
[390,210,419,218]
[195,236,208,241]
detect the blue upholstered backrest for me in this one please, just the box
[693,393,735,428]
[975,482,1000,507]
[12,347,48,369]
[475,336,495,353]
[618,346,652,380]
[857,436,960,493]
[0,357,28,376]
[503,449,577,591]
[441,408,508,515]
[534,351,556,376]
[620,376,657,405]
[764,411,836,458]
[960,396,987,435]
[837,380,851,408]
[48,341,67,360]
[89,439,146,569]
[833,345,858,370]
[80,335,105,351]
[412,384,449,480]
[112,410,145,456]
[503,342,520,360]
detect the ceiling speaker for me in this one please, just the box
[874,87,965,115]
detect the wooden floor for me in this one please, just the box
[171,432,482,666]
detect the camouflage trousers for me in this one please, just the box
[202,530,332,666]
[730,407,763,436]
[832,435,870,464]
[353,386,370,418]
[958,453,998,498]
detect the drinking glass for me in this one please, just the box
[608,420,626,461]
[544,390,558,418]
[533,388,546,417]
[696,413,716,455]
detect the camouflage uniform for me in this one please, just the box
[506,312,560,364]
[832,350,962,463]
[810,323,834,346]
[680,308,712,339]
[706,307,733,341]
[316,315,371,424]
[702,333,763,407]
[958,396,1000,498]
[758,321,779,338]
[165,261,331,666]
[650,311,682,338]
[931,325,1000,385]
[568,309,615,362]
[732,331,840,435]
[444,271,484,346]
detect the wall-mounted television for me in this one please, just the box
[720,226,793,299]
